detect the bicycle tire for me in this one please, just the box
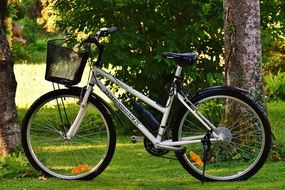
[21,88,116,180]
[172,88,271,181]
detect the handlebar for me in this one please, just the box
[96,27,117,38]
[82,27,117,66]
[82,27,117,44]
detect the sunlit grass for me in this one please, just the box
[14,64,109,108]
[38,145,103,151]
[15,64,52,107]
[1,137,285,190]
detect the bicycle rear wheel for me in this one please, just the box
[172,88,271,181]
[21,88,116,180]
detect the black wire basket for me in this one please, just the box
[45,39,89,86]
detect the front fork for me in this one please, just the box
[65,86,93,139]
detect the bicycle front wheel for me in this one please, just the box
[172,88,271,181]
[21,88,116,180]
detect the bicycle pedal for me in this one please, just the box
[131,135,144,143]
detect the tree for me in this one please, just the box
[224,0,265,109]
[39,0,225,104]
[0,0,21,156]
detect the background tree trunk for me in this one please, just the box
[0,3,21,156]
[224,0,265,110]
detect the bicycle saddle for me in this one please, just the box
[162,52,197,66]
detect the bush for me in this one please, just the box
[0,150,39,178]
[264,71,285,100]
[263,41,285,76]
[10,1,53,64]
[12,38,47,64]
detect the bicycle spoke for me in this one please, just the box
[174,92,270,181]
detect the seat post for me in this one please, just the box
[174,65,182,77]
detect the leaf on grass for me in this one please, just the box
[71,165,89,174]
[39,175,47,181]
[189,151,204,168]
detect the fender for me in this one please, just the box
[190,86,250,100]
[169,86,253,132]
[69,87,124,127]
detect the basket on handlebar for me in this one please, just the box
[45,39,89,86]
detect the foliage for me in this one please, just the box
[37,0,285,103]
[264,71,285,100]
[262,0,285,100]
[261,0,285,73]
[6,0,285,99]
[0,150,39,178]
[263,41,285,75]
[5,0,52,63]
[39,0,225,104]
[261,0,285,50]
[12,18,48,63]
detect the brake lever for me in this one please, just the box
[96,27,108,37]
[96,27,117,38]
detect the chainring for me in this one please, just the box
[143,129,172,157]
[143,138,169,156]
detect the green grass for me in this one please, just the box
[9,64,285,189]
[268,100,285,142]
[1,138,285,190]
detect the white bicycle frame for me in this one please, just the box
[66,64,222,151]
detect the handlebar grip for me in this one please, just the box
[81,26,117,44]
[108,27,117,34]
[97,27,117,37]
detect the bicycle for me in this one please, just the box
[21,27,272,182]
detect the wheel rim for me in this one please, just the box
[178,95,266,181]
[26,94,111,179]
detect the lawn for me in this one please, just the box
[1,138,285,190]
[14,64,108,108]
[3,63,285,189]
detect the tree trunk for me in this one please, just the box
[0,11,20,156]
[224,0,265,110]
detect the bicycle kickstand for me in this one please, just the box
[201,130,212,184]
